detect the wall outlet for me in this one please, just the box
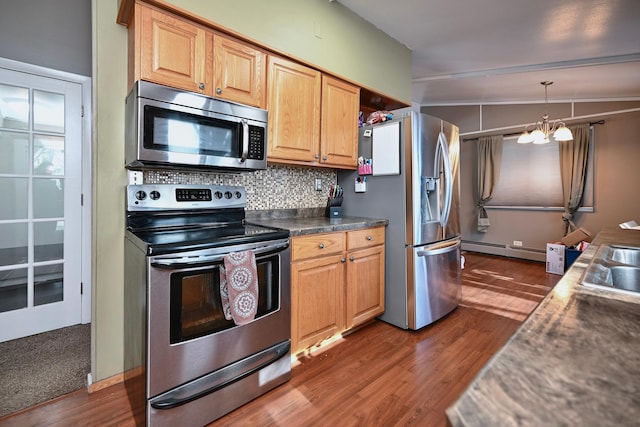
[128,170,143,185]
[513,240,523,247]
[315,178,322,191]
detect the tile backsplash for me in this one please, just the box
[144,165,336,210]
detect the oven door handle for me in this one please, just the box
[150,240,289,269]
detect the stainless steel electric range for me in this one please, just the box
[123,183,291,426]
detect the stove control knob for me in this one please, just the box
[234,191,242,199]
[214,191,223,199]
[224,191,233,199]
[135,190,147,200]
[150,190,161,200]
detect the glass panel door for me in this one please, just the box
[0,67,83,342]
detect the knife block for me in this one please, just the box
[326,206,343,218]
[326,197,343,218]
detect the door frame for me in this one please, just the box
[0,57,93,325]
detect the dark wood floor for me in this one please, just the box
[0,252,560,427]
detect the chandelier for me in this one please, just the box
[517,81,573,144]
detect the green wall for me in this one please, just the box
[166,0,412,101]
[92,0,411,381]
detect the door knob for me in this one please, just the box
[198,82,205,90]
[216,87,222,95]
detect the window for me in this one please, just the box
[487,128,594,210]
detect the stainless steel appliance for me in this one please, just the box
[338,108,461,330]
[124,184,291,426]
[125,81,268,171]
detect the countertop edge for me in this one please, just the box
[446,227,640,427]
[248,215,389,236]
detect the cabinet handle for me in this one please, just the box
[315,154,320,159]
[322,156,328,161]
[216,87,222,95]
[341,258,346,263]
[367,235,372,241]
[349,256,355,262]
[319,243,324,249]
[198,82,205,90]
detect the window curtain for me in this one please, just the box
[477,135,503,232]
[559,123,590,235]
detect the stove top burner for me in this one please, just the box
[129,221,288,255]
[126,184,289,255]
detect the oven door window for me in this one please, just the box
[169,254,279,344]
[144,105,241,158]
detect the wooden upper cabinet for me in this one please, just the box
[267,56,321,163]
[120,1,409,151]
[267,57,359,169]
[132,3,266,108]
[136,3,212,94]
[213,34,266,108]
[320,75,360,169]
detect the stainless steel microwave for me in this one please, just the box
[125,81,268,171]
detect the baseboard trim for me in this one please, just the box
[88,372,124,393]
[462,240,546,262]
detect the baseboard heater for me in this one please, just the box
[462,240,546,262]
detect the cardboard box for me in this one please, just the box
[560,227,593,247]
[546,243,565,275]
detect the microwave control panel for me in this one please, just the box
[248,126,265,160]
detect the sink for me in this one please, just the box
[610,266,640,292]
[581,245,640,296]
[610,247,640,265]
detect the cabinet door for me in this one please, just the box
[138,4,212,94]
[213,34,266,108]
[320,75,360,169]
[346,245,385,329]
[267,56,321,163]
[291,254,345,353]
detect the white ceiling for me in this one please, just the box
[336,0,640,105]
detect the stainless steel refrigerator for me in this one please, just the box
[338,108,461,330]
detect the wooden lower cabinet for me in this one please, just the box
[345,244,385,329]
[290,226,385,354]
[291,253,345,352]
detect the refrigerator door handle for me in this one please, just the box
[416,239,460,257]
[436,130,454,229]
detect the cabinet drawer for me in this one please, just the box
[292,232,345,261]
[346,226,385,250]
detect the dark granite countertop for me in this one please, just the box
[447,228,640,427]
[246,208,388,236]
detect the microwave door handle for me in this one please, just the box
[240,119,249,163]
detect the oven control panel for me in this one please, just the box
[127,184,246,211]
